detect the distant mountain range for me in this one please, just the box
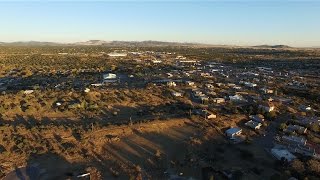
[0,41,62,46]
[72,40,201,46]
[252,45,292,49]
[73,40,110,46]
[0,40,200,47]
[0,40,306,49]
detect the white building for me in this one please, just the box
[213,98,225,104]
[91,83,103,87]
[103,73,117,79]
[271,148,296,162]
[176,55,187,60]
[107,52,127,57]
[229,94,246,102]
[205,84,214,89]
[152,60,162,64]
[261,87,274,94]
[84,88,90,93]
[186,81,195,86]
[244,82,257,88]
[172,91,182,97]
[167,81,176,87]
[24,90,34,95]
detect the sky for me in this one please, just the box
[0,0,319,47]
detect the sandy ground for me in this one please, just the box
[1,117,277,179]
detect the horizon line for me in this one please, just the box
[1,39,319,48]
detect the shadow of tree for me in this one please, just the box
[0,102,196,179]
[3,152,85,180]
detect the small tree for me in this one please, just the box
[279,123,287,130]
[307,159,320,174]
[310,124,320,133]
[291,159,305,173]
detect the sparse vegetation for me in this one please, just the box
[0,45,319,179]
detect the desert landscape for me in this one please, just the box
[0,44,319,179]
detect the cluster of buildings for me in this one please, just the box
[137,54,320,162]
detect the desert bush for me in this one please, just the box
[155,149,161,159]
[0,145,6,154]
[307,159,320,175]
[279,123,287,130]
[309,124,320,133]
[109,167,119,177]
[291,159,305,174]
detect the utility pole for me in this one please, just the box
[91,123,94,133]
[129,116,133,126]
[204,109,207,121]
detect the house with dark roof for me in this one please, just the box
[225,127,242,138]
[249,114,265,123]
[245,120,262,130]
[282,135,307,146]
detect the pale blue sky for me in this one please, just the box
[0,1,319,47]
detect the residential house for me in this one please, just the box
[102,73,118,83]
[213,98,225,104]
[84,88,90,93]
[205,84,214,89]
[271,148,296,162]
[296,116,320,126]
[166,73,173,78]
[185,81,195,86]
[108,52,127,57]
[194,109,217,119]
[282,135,307,146]
[229,94,246,103]
[285,125,307,134]
[240,81,257,88]
[245,120,262,130]
[260,87,274,94]
[233,86,242,90]
[275,97,293,104]
[176,55,187,60]
[227,83,236,87]
[249,115,265,123]
[167,81,176,87]
[288,145,316,157]
[244,82,257,88]
[103,73,117,79]
[259,102,275,112]
[268,97,274,102]
[207,91,217,96]
[225,127,242,138]
[199,96,209,103]
[24,90,34,95]
[172,91,182,97]
[192,90,209,103]
[206,113,217,119]
[91,83,103,87]
[103,73,118,83]
[299,105,312,112]
[152,60,162,64]
[200,73,212,78]
[216,83,224,87]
